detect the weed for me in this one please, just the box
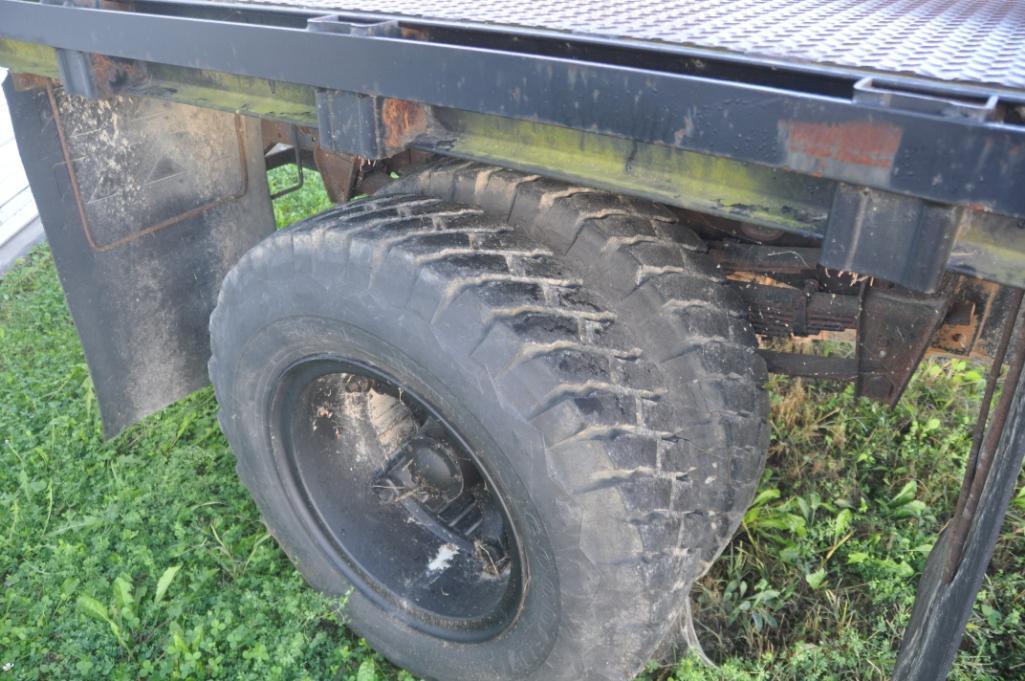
[268,166,333,229]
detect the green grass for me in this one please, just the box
[1,167,1023,680]
[268,167,334,229]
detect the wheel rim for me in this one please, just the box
[271,357,525,642]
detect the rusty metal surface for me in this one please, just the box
[781,121,904,186]
[260,119,319,149]
[259,118,361,202]
[893,297,1025,680]
[930,278,1001,358]
[943,288,1025,581]
[221,0,1025,90]
[313,146,359,202]
[10,71,52,91]
[85,54,148,98]
[379,97,431,153]
[316,86,432,160]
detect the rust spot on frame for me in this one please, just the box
[10,72,54,92]
[380,98,430,153]
[90,54,148,98]
[783,120,902,172]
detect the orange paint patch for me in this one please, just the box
[784,120,902,170]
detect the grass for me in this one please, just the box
[0,166,1023,680]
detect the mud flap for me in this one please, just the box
[4,77,275,436]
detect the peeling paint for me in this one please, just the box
[781,119,902,184]
[380,97,431,153]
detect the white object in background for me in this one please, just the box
[0,68,44,275]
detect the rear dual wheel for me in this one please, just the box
[209,185,767,680]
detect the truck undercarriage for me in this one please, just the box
[1,1,1023,678]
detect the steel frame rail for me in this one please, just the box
[1,0,1024,219]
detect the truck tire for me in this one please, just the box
[384,161,770,578]
[208,195,692,680]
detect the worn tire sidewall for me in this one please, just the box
[213,276,612,680]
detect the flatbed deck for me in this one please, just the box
[223,0,1025,91]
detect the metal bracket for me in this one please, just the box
[308,16,433,160]
[854,77,1000,123]
[42,0,94,96]
[855,284,952,405]
[821,185,961,293]
[307,15,401,37]
[313,89,434,160]
[268,125,306,200]
[53,45,101,99]
[44,0,148,99]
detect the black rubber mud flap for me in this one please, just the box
[3,76,275,437]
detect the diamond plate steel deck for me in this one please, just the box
[228,0,1025,91]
